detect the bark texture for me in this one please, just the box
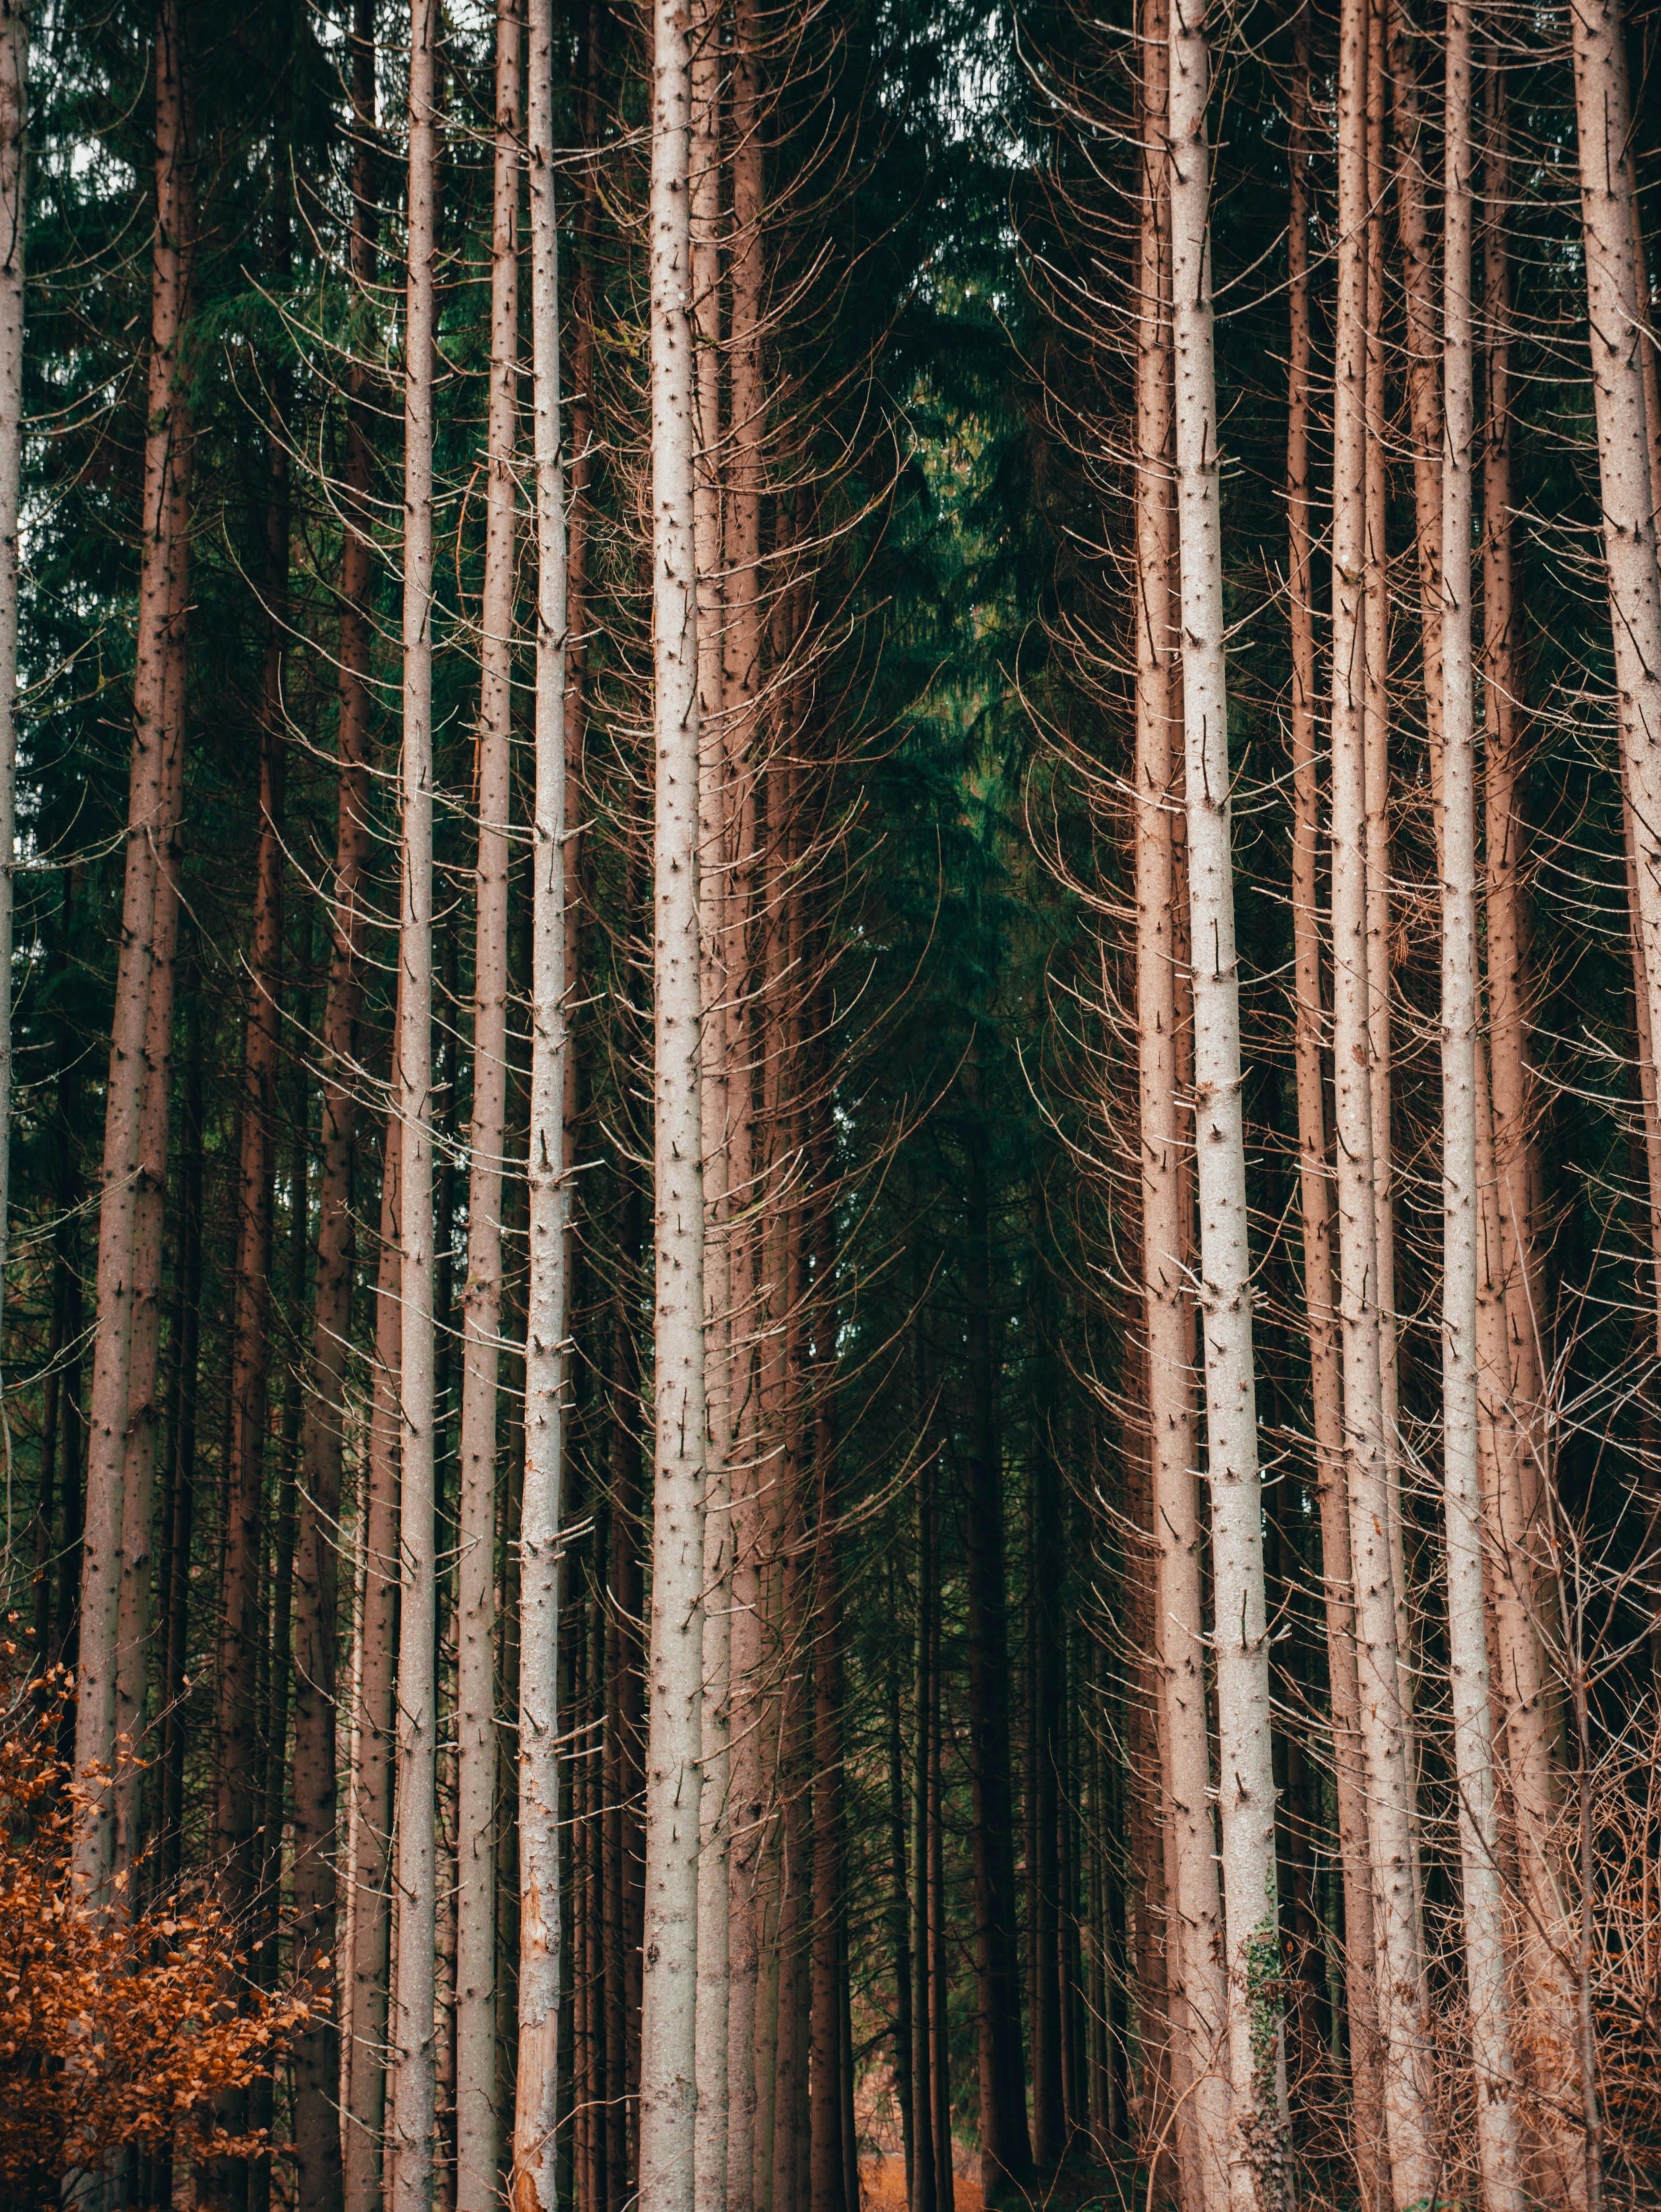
[637,1,708,2203]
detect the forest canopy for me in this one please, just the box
[0,0,1660,2210]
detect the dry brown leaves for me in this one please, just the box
[0,1658,308,2208]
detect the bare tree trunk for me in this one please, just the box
[1285,22,1384,2191]
[114,655,185,1890]
[211,441,288,1962]
[961,1043,1032,2207]
[690,6,731,2198]
[455,7,520,2197]
[722,8,766,2198]
[348,1119,403,2212]
[639,0,708,2199]
[809,1312,845,2212]
[1478,63,1583,2207]
[1132,9,1227,2199]
[73,0,191,1900]
[1439,15,1526,2200]
[292,13,376,2201]
[1570,0,1661,1368]
[0,0,24,1357]
[389,5,440,2200]
[1167,4,1282,2199]
[909,1437,937,2212]
[1328,0,1434,2196]
[510,4,572,2203]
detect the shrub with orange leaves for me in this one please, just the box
[0,1660,308,2209]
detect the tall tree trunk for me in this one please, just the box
[389,3,440,2200]
[292,12,376,2201]
[808,1281,845,2212]
[771,1158,810,2212]
[158,992,201,1886]
[456,6,521,2198]
[211,399,289,1942]
[1438,12,1526,2201]
[927,1535,951,2212]
[1328,0,1435,2196]
[604,1151,646,2212]
[909,1419,937,2212]
[722,8,766,2199]
[961,1040,1031,2207]
[637,0,708,2200]
[1167,3,1283,2199]
[1029,1412,1063,2166]
[73,0,192,1900]
[1285,17,1385,2195]
[1479,67,1583,2202]
[511,3,572,2203]
[114,645,185,1891]
[197,389,288,2212]
[1570,0,1661,1358]
[347,1115,402,2212]
[885,1572,914,2205]
[691,7,731,2199]
[1364,0,1405,1631]
[1131,8,1228,2198]
[0,0,23,1350]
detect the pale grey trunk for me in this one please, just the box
[691,6,731,2199]
[509,2,570,2204]
[455,6,521,2199]
[637,1,707,2201]
[1285,26,1384,2189]
[1438,11,1525,2200]
[1132,7,1227,2201]
[1329,0,1434,2192]
[1167,3,1281,2200]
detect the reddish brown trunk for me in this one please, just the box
[808,1189,843,2212]
[346,1115,402,2212]
[291,16,375,2204]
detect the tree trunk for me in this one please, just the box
[638,0,708,2198]
[73,0,192,1901]
[1285,18,1385,2195]
[886,1571,914,2205]
[292,12,376,2201]
[1131,9,1229,2197]
[691,6,732,2197]
[0,0,24,1345]
[1438,13,1526,2200]
[211,415,288,1946]
[455,8,520,2199]
[388,4,440,2198]
[722,7,766,2198]
[511,2,572,2200]
[1167,4,1283,2199]
[961,1040,1032,2206]
[909,1429,936,2212]
[1029,1367,1064,2167]
[159,994,201,1888]
[114,639,185,1892]
[1570,0,1661,1358]
[347,1115,402,2212]
[1328,0,1436,2196]
[809,1303,845,2212]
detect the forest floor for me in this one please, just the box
[858,2153,982,2209]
